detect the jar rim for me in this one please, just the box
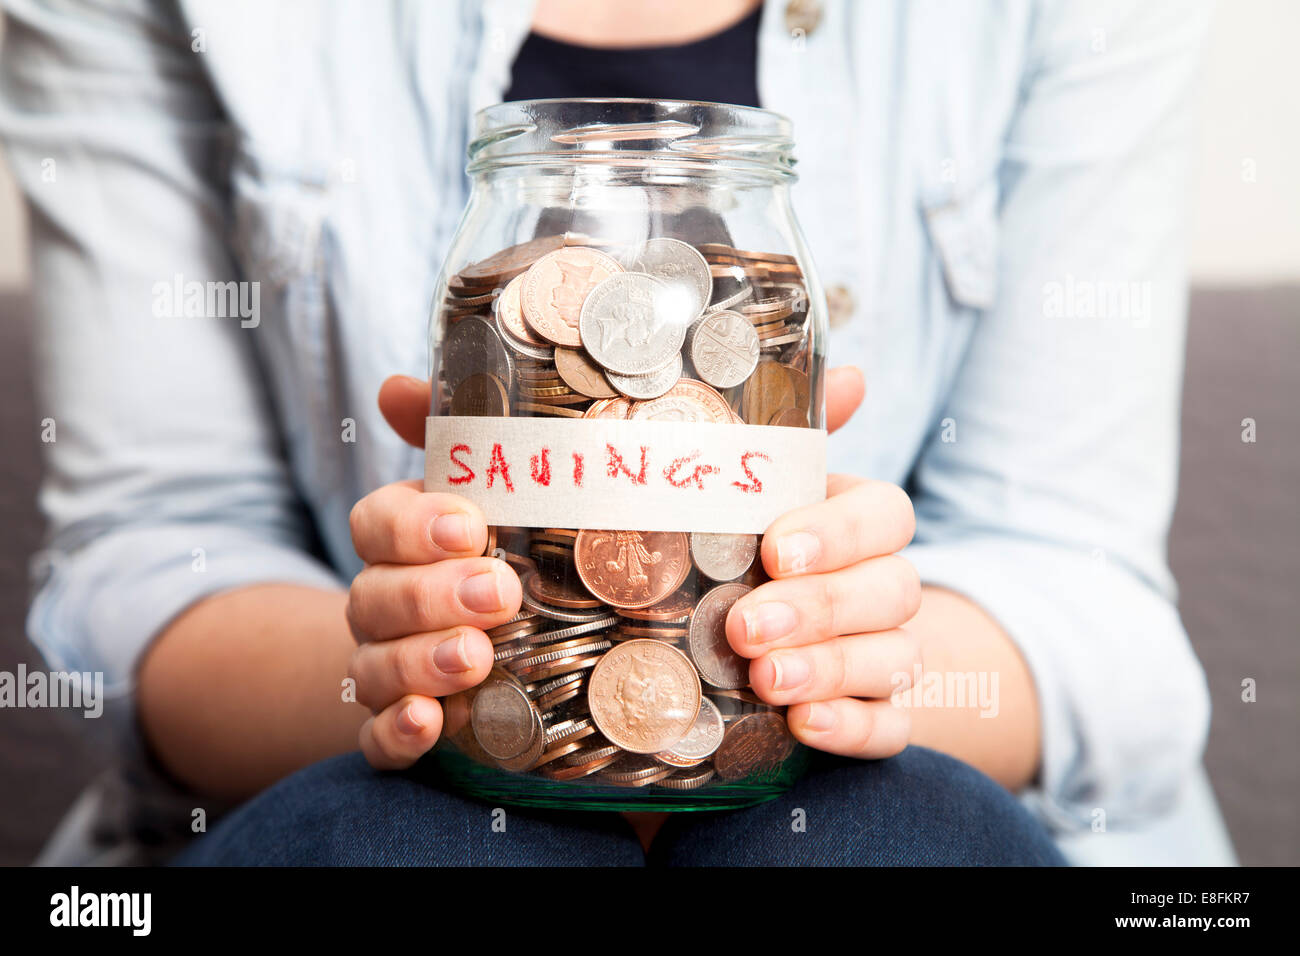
[468,98,796,177]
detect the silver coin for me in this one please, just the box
[443,314,514,391]
[578,272,691,375]
[471,673,539,760]
[656,696,725,765]
[686,310,760,389]
[629,237,712,319]
[658,766,716,790]
[686,582,753,690]
[493,307,554,361]
[706,279,754,314]
[689,531,758,581]
[528,616,620,644]
[606,353,682,400]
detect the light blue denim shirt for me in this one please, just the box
[1,0,1235,864]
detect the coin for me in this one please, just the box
[618,588,694,621]
[554,347,618,399]
[442,314,513,392]
[494,273,551,350]
[588,640,702,754]
[582,396,634,420]
[573,530,691,609]
[658,765,717,790]
[687,582,752,690]
[519,570,615,622]
[522,247,624,347]
[606,353,682,400]
[579,272,691,375]
[450,372,509,417]
[629,237,713,319]
[742,361,795,426]
[471,670,541,761]
[655,696,724,767]
[689,532,758,582]
[767,406,809,428]
[627,378,733,424]
[687,310,760,389]
[525,569,603,609]
[713,711,796,780]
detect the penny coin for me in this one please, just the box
[579,272,691,375]
[601,758,676,788]
[554,347,618,399]
[618,588,695,621]
[658,765,717,790]
[514,401,587,418]
[713,711,796,780]
[606,353,682,400]
[588,639,702,754]
[494,273,550,349]
[629,237,713,319]
[442,314,513,392]
[525,568,603,609]
[450,372,509,417]
[540,748,621,781]
[784,364,811,411]
[460,234,566,286]
[689,532,758,582]
[655,696,725,767]
[522,247,624,348]
[742,361,795,426]
[573,530,691,609]
[582,396,634,420]
[519,570,615,622]
[767,406,809,428]
[687,582,752,690]
[628,378,733,424]
[471,670,541,761]
[687,310,760,389]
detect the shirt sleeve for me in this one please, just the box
[905,0,1215,830]
[0,0,344,747]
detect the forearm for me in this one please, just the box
[137,584,367,800]
[904,586,1041,791]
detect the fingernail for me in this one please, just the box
[457,569,505,614]
[775,531,820,574]
[434,634,474,673]
[742,602,798,645]
[397,701,427,736]
[770,652,811,691]
[431,512,474,552]
[803,701,836,732]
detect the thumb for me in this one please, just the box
[378,375,432,448]
[825,365,865,434]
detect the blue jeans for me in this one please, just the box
[174,745,1065,866]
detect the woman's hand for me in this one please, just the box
[726,365,924,759]
[345,377,522,770]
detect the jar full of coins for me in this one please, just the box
[425,99,827,810]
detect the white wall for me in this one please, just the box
[1,1,1297,290]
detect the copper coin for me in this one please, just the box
[522,247,623,348]
[494,273,550,348]
[767,406,809,428]
[460,234,565,285]
[588,639,701,754]
[658,765,717,790]
[628,379,733,425]
[618,588,695,621]
[713,711,795,780]
[450,373,509,417]
[689,532,758,582]
[742,361,795,426]
[655,696,725,767]
[785,364,810,411]
[574,530,691,609]
[582,396,634,420]
[554,347,618,399]
[515,401,587,418]
[540,749,621,781]
[599,753,677,786]
[687,583,752,690]
[525,569,603,609]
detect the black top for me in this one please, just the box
[503,6,762,108]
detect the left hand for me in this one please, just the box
[725,364,922,758]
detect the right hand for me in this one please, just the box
[345,375,523,769]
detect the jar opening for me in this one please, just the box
[469,98,796,177]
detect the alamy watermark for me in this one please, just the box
[890,665,1000,718]
[1043,274,1151,326]
[0,665,103,718]
[152,273,260,328]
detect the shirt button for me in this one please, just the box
[785,0,823,37]
[826,283,854,328]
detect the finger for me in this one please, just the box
[726,555,921,653]
[349,625,495,710]
[360,694,443,770]
[759,478,914,577]
[746,628,919,704]
[349,480,488,565]
[347,557,522,644]
[378,375,432,448]
[825,364,865,434]
[787,697,911,760]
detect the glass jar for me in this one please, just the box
[424,99,827,811]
